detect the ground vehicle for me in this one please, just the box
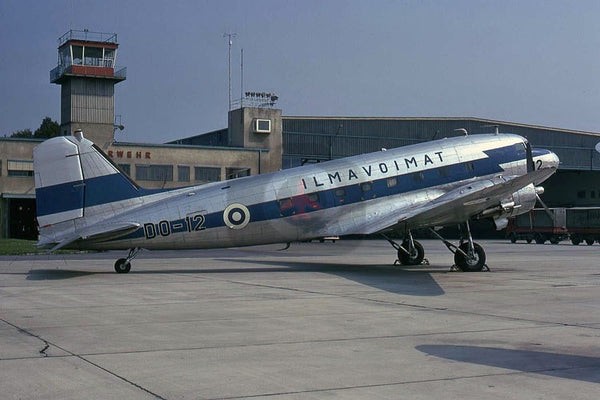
[507,207,600,245]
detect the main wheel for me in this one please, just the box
[398,240,425,265]
[571,236,581,245]
[585,238,594,246]
[114,258,131,274]
[509,233,517,244]
[454,242,486,272]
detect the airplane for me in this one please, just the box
[33,129,559,274]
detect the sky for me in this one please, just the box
[1,0,600,143]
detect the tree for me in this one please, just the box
[10,117,60,139]
[33,117,60,139]
[10,129,33,138]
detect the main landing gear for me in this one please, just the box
[386,222,488,272]
[383,231,427,266]
[114,247,141,274]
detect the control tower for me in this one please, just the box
[50,29,126,147]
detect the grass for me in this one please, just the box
[0,239,88,255]
[0,239,42,255]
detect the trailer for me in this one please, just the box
[507,207,600,245]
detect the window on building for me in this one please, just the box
[178,166,190,182]
[117,164,131,177]
[591,190,596,199]
[226,167,251,180]
[195,166,221,183]
[577,190,586,199]
[7,160,34,177]
[136,164,173,181]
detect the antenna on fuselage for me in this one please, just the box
[454,128,468,136]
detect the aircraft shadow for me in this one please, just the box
[216,258,446,296]
[25,261,445,296]
[26,269,109,280]
[416,345,600,383]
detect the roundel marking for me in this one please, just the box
[223,203,250,229]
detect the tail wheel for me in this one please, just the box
[114,258,131,274]
[398,240,425,265]
[454,242,486,272]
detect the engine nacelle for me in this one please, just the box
[479,184,542,230]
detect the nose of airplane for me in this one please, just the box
[532,148,560,170]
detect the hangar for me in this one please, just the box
[1,29,600,239]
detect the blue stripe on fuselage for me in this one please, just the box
[109,143,525,243]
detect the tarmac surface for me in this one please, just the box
[1,239,599,399]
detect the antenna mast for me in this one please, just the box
[223,32,237,111]
[240,48,244,108]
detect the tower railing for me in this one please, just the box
[58,29,118,46]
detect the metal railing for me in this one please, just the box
[58,29,117,46]
[50,65,127,82]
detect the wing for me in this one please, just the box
[38,222,141,252]
[351,167,556,235]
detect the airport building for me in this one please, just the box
[2,29,600,239]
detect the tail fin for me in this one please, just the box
[34,132,142,246]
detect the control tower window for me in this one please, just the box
[84,47,103,66]
[59,46,71,67]
[72,45,83,65]
[104,48,115,67]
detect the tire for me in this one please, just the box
[526,238,533,244]
[114,258,131,274]
[454,242,486,272]
[549,237,560,245]
[535,237,545,244]
[398,240,425,265]
[571,237,581,245]
[586,238,594,246]
[509,233,517,244]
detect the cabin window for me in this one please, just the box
[465,162,475,172]
[335,188,346,197]
[361,182,372,192]
[308,193,319,202]
[438,166,450,178]
[387,177,398,188]
[279,198,293,210]
[412,172,425,182]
